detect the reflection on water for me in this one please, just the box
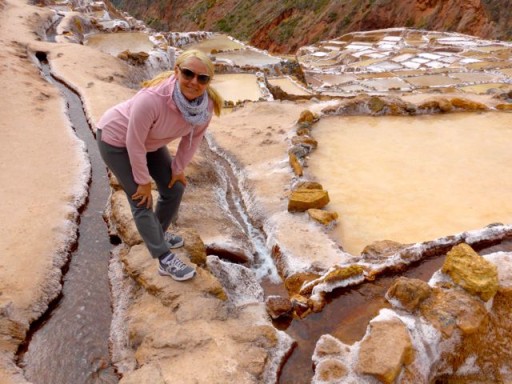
[84,31,154,56]
[309,112,512,255]
[212,73,263,102]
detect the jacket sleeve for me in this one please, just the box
[171,116,212,176]
[125,92,158,185]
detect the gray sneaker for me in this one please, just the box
[158,252,196,281]
[164,232,184,249]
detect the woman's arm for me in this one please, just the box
[125,93,158,185]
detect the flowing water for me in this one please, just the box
[19,55,118,384]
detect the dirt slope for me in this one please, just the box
[110,0,512,54]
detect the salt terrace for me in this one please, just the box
[297,28,512,95]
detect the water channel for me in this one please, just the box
[18,54,119,384]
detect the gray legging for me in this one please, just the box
[96,129,184,259]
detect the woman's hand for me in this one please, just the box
[169,172,187,189]
[132,182,153,208]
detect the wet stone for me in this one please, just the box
[265,295,293,319]
[386,277,432,312]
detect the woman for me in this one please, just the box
[96,49,222,281]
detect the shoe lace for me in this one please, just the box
[167,255,189,271]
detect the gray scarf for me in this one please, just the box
[172,82,210,126]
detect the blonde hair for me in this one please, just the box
[142,49,223,116]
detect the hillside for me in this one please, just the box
[109,0,512,54]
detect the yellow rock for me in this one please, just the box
[441,243,499,301]
[288,188,329,212]
[307,208,338,225]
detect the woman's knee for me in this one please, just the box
[162,181,185,200]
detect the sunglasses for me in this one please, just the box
[178,66,211,85]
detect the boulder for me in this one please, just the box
[442,243,499,301]
[355,318,414,384]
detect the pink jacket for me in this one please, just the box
[97,75,213,185]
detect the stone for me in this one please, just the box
[297,110,316,124]
[355,319,414,384]
[291,135,318,149]
[284,272,321,296]
[288,143,311,159]
[442,243,499,301]
[289,152,303,177]
[368,96,386,113]
[313,334,347,358]
[296,126,311,136]
[288,189,330,212]
[419,288,488,337]
[386,277,432,312]
[307,208,338,225]
[315,358,348,382]
[265,295,293,319]
[361,239,408,261]
[117,50,149,65]
[418,98,453,113]
[290,294,311,318]
[450,97,488,111]
[496,103,512,111]
[323,264,364,284]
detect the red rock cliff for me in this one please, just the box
[109,0,511,54]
